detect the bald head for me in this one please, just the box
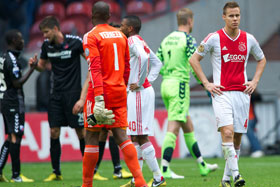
[92,1,110,22]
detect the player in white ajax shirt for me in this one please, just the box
[190,2,266,187]
[120,15,166,187]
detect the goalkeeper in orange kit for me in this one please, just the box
[81,1,147,187]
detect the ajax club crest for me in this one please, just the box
[238,42,246,52]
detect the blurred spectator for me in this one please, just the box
[133,0,154,4]
[23,0,41,43]
[36,62,51,112]
[0,0,41,52]
[66,0,83,6]
[0,0,24,52]
[247,89,265,158]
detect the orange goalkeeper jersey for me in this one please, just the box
[83,24,130,107]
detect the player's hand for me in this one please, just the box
[129,83,140,91]
[243,80,257,95]
[87,109,115,126]
[72,99,84,115]
[204,82,224,97]
[93,95,115,123]
[29,53,38,68]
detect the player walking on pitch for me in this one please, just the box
[190,2,266,186]
[156,8,218,179]
[120,15,166,187]
[92,22,133,181]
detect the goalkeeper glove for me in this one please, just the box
[92,95,115,124]
[87,109,115,126]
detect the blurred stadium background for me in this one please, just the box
[0,0,280,163]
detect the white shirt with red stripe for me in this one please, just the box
[126,35,162,136]
[127,35,162,90]
[196,28,264,91]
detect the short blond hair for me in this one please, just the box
[177,8,193,26]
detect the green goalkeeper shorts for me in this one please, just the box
[161,79,190,123]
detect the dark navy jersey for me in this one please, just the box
[0,50,24,104]
[40,34,84,92]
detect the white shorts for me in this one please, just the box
[127,86,155,136]
[212,91,250,133]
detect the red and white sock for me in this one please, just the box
[222,142,239,179]
[141,142,162,181]
[134,142,144,170]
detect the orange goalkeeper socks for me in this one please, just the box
[82,145,99,187]
[120,140,146,187]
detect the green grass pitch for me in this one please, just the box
[2,156,280,186]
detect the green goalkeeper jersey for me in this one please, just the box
[157,31,200,83]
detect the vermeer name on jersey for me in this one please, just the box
[223,54,246,63]
[99,31,123,39]
[47,50,72,59]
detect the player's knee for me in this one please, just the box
[111,128,128,145]
[10,133,17,143]
[138,135,149,145]
[85,130,99,145]
[50,128,60,139]
[167,121,182,136]
[169,129,179,137]
[222,129,234,141]
[10,134,22,144]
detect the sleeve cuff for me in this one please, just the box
[94,86,103,96]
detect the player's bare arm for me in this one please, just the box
[29,54,48,72]
[72,71,90,115]
[128,40,149,91]
[243,56,267,95]
[72,52,89,114]
[190,53,224,96]
[12,54,38,88]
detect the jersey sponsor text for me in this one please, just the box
[223,54,246,63]
[47,50,72,59]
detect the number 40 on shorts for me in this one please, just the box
[128,121,136,131]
